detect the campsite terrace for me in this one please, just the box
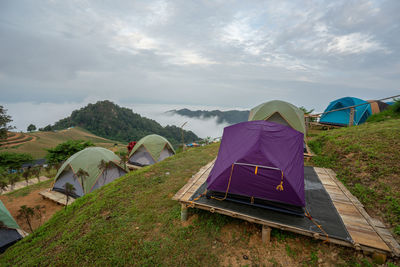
[174,160,400,260]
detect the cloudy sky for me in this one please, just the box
[0,0,399,136]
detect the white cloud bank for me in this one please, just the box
[5,100,230,139]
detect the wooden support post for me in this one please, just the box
[181,204,188,221]
[305,116,309,135]
[262,225,272,244]
[372,253,387,264]
[348,107,355,126]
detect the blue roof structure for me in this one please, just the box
[319,97,372,126]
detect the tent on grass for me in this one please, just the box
[128,134,175,166]
[248,100,306,135]
[319,97,372,126]
[52,147,128,198]
[0,200,23,253]
[206,121,305,215]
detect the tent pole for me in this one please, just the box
[262,225,272,244]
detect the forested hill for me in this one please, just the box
[167,108,249,125]
[47,101,198,146]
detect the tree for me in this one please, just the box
[0,152,33,170]
[117,151,128,170]
[34,205,45,226]
[0,168,8,194]
[32,166,41,183]
[75,168,89,194]
[45,140,94,164]
[98,159,112,184]
[17,205,35,233]
[27,124,37,132]
[64,182,76,209]
[0,105,13,140]
[8,173,19,190]
[299,106,317,122]
[22,169,31,185]
[0,178,8,194]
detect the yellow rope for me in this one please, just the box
[251,196,254,204]
[304,208,330,243]
[276,170,284,191]
[210,164,235,201]
[255,166,258,175]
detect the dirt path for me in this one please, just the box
[1,176,50,195]
[0,187,63,233]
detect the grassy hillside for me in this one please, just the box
[0,127,125,159]
[309,118,400,237]
[0,144,219,266]
[2,142,395,266]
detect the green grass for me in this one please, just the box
[309,118,400,232]
[0,143,221,266]
[2,129,398,265]
[367,101,400,123]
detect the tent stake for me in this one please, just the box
[262,225,272,244]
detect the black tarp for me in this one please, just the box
[190,166,352,242]
[0,228,22,253]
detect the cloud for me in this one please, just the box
[0,0,399,114]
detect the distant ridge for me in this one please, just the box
[47,100,198,146]
[167,108,249,125]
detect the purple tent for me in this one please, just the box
[207,121,305,208]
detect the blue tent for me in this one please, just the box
[320,97,372,126]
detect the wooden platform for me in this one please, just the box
[126,163,142,171]
[173,161,400,258]
[39,189,75,206]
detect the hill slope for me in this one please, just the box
[1,142,393,266]
[167,108,249,125]
[49,100,198,145]
[0,127,125,159]
[309,118,400,237]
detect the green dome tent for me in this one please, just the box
[52,147,128,197]
[248,100,306,135]
[128,134,175,166]
[1,200,23,253]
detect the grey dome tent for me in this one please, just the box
[128,134,175,166]
[1,200,23,253]
[52,147,128,198]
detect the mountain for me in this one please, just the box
[46,101,198,146]
[167,108,250,125]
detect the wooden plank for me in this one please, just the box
[172,159,215,201]
[320,168,392,253]
[174,164,398,256]
[39,189,75,206]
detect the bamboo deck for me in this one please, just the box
[173,161,400,258]
[39,189,75,206]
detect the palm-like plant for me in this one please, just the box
[75,168,89,195]
[33,166,41,183]
[34,205,45,226]
[98,160,112,185]
[64,182,76,209]
[17,205,35,233]
[118,151,128,170]
[0,178,8,194]
[8,173,19,190]
[22,169,31,185]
